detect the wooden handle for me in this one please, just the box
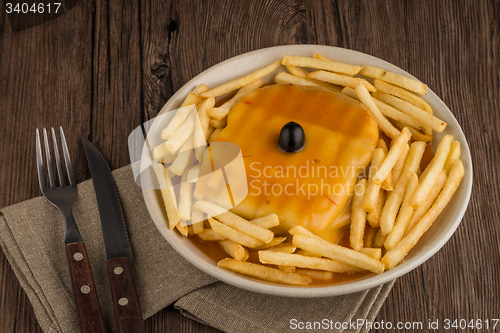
[66,242,106,333]
[107,257,144,333]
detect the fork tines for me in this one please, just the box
[36,127,76,190]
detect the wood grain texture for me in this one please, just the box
[107,257,144,333]
[66,242,106,333]
[1,0,499,332]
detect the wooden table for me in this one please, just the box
[1,1,498,332]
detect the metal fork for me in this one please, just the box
[36,127,106,333]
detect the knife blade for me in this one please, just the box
[82,138,144,333]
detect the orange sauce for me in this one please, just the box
[195,84,379,238]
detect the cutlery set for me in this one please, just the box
[36,127,144,333]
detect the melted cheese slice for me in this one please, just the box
[195,84,378,239]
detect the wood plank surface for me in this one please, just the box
[1,0,499,332]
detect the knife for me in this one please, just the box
[82,138,144,333]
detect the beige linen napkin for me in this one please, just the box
[0,165,394,333]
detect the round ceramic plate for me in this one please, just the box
[141,45,473,297]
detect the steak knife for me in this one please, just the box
[82,138,144,333]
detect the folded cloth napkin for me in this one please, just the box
[0,165,394,333]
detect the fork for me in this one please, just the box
[36,127,106,333]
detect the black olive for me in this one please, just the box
[278,122,305,153]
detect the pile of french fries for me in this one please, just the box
[151,53,465,286]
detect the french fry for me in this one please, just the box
[275,72,319,87]
[253,237,287,250]
[259,251,362,273]
[193,114,207,162]
[209,79,263,120]
[410,135,454,208]
[286,65,342,91]
[191,221,204,235]
[293,235,384,273]
[377,139,389,153]
[197,228,226,241]
[164,110,196,154]
[313,52,330,61]
[391,119,433,142]
[359,66,428,95]
[350,178,367,251]
[265,244,296,254]
[373,127,411,185]
[290,227,361,273]
[372,229,387,248]
[250,214,280,229]
[208,218,264,248]
[359,248,382,260]
[371,97,427,130]
[153,143,177,161]
[186,164,200,182]
[279,71,342,92]
[391,143,410,184]
[355,83,400,139]
[379,141,426,235]
[358,66,386,80]
[159,82,206,140]
[363,149,385,213]
[382,160,464,269]
[201,59,282,98]
[217,258,312,286]
[178,172,193,221]
[372,92,446,132]
[330,211,352,230]
[206,124,215,140]
[341,86,359,100]
[285,64,310,78]
[283,55,362,75]
[191,202,205,234]
[208,128,222,143]
[384,172,419,250]
[289,225,318,238]
[209,116,227,129]
[378,93,433,136]
[161,105,197,141]
[196,201,274,243]
[375,141,393,191]
[405,170,447,236]
[168,136,193,176]
[152,162,179,229]
[381,171,393,191]
[309,71,375,92]
[197,97,215,140]
[444,140,461,174]
[176,224,188,237]
[242,248,250,261]
[364,225,377,248]
[278,265,296,273]
[192,84,208,94]
[295,249,322,257]
[219,240,247,261]
[366,189,386,228]
[295,269,334,281]
[374,79,432,114]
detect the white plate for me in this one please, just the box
[141,45,473,297]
